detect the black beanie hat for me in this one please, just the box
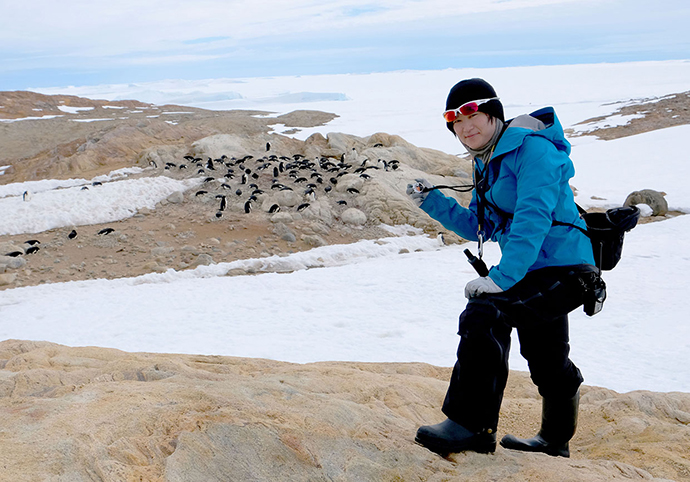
[445,78,504,133]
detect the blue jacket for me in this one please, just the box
[421,107,595,290]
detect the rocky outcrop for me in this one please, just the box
[0,340,688,482]
[0,91,337,184]
[625,189,669,216]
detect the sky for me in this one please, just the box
[2,0,690,91]
[1,62,690,394]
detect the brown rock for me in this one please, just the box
[0,340,687,481]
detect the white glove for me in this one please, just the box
[465,276,503,299]
[406,178,433,207]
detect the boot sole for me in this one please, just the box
[499,436,569,457]
[415,434,496,455]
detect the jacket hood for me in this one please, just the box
[492,107,571,160]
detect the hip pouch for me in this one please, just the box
[484,264,606,323]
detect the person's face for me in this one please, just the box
[452,112,494,150]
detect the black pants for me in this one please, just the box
[441,265,599,433]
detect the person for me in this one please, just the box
[407,78,603,457]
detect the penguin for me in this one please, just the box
[215,211,223,218]
[220,183,232,190]
[195,190,208,197]
[92,181,103,186]
[347,188,360,194]
[68,229,78,239]
[24,240,40,246]
[329,178,338,185]
[337,200,348,205]
[98,228,115,235]
[179,164,187,169]
[244,200,252,213]
[360,173,371,180]
[273,167,279,178]
[324,185,333,193]
[217,195,227,211]
[235,189,243,196]
[241,174,247,185]
[266,141,271,151]
[268,204,281,213]
[297,203,310,212]
[252,189,264,195]
[25,246,40,255]
[149,160,158,168]
[203,177,215,183]
[4,251,23,257]
[81,186,89,191]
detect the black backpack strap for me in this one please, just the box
[552,203,590,238]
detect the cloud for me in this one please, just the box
[183,36,232,45]
[1,0,687,90]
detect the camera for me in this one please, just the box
[583,276,606,316]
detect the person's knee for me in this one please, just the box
[531,364,583,399]
[458,299,503,336]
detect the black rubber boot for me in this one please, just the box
[415,418,497,455]
[500,389,580,457]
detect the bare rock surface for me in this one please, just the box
[0,340,688,481]
[567,91,690,140]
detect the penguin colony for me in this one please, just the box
[167,150,400,220]
[5,147,402,260]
